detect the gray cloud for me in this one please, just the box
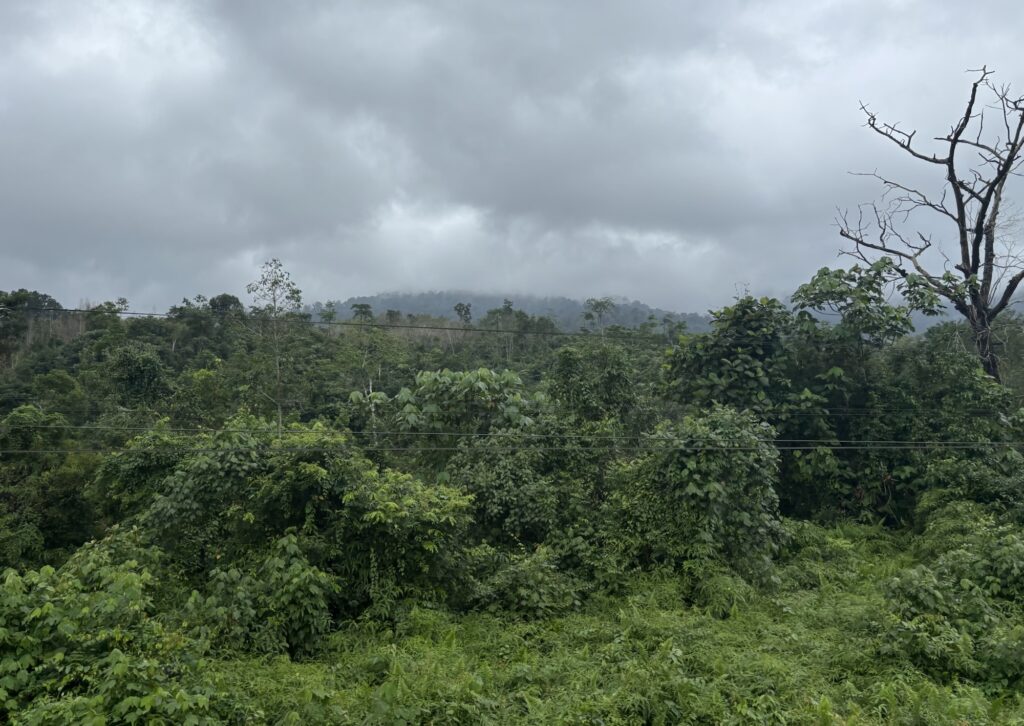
[2,0,1024,312]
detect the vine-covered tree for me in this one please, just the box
[840,67,1024,381]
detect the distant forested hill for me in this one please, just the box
[310,291,712,332]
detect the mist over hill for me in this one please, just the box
[311,291,713,332]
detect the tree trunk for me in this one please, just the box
[971,321,1001,382]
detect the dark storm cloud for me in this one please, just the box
[2,0,1024,312]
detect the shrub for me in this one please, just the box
[603,406,784,581]
[446,439,558,545]
[881,565,985,679]
[127,418,472,621]
[471,546,583,619]
[260,535,335,657]
[691,565,756,619]
[883,502,1024,685]
[186,534,334,658]
[335,468,472,617]
[0,535,224,723]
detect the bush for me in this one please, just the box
[883,500,1024,685]
[471,546,583,619]
[446,439,558,546]
[261,535,335,657]
[335,468,472,618]
[603,406,784,581]
[187,534,335,658]
[691,565,756,619]
[0,535,225,723]
[881,565,986,679]
[914,453,1024,522]
[0,406,98,569]
[123,418,472,621]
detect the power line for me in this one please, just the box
[0,421,1019,446]
[10,304,1024,362]
[13,306,674,344]
[27,303,985,353]
[1,441,1020,456]
[2,383,1021,413]
[2,398,1018,419]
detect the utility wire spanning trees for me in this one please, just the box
[840,67,1024,382]
[4,439,1024,456]
[13,306,674,343]
[4,419,1024,445]
[4,283,1022,462]
[3,441,1021,452]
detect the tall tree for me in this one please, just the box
[583,297,616,334]
[351,303,374,322]
[839,68,1024,381]
[246,259,303,433]
[454,302,472,325]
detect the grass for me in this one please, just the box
[207,522,1024,724]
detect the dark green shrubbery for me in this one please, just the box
[470,545,583,620]
[603,406,785,582]
[186,534,334,658]
[96,417,472,622]
[883,499,1024,687]
[0,534,224,723]
[334,467,471,617]
[447,439,560,546]
[0,406,98,569]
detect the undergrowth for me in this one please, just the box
[204,521,1024,725]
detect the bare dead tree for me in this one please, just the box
[839,67,1024,381]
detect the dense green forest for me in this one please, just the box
[6,259,1024,723]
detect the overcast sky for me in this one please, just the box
[2,0,1024,313]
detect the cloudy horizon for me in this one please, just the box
[2,1,1024,314]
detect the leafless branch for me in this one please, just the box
[840,67,1024,379]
